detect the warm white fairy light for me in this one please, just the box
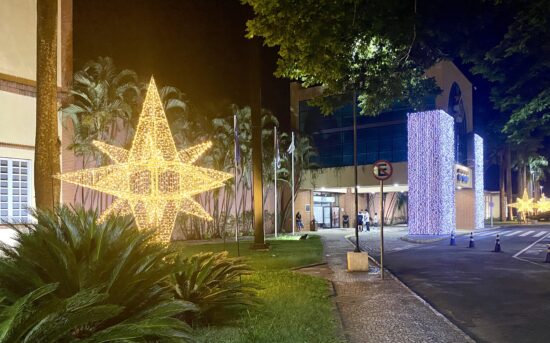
[508,189,535,220]
[474,134,485,230]
[56,77,232,242]
[536,194,550,213]
[408,110,456,235]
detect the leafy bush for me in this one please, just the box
[0,206,195,341]
[0,283,192,343]
[170,251,258,325]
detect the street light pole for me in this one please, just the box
[353,90,360,252]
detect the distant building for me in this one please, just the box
[289,61,484,233]
[0,0,72,226]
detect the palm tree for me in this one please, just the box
[277,133,318,232]
[35,0,60,210]
[62,57,139,207]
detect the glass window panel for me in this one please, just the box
[13,161,19,167]
[21,162,27,168]
[12,168,19,174]
[0,160,7,166]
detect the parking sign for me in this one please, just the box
[373,160,393,181]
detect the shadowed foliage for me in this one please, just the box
[0,206,195,341]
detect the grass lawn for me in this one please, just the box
[173,236,344,343]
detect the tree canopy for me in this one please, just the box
[243,0,550,160]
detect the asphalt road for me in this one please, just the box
[382,225,550,343]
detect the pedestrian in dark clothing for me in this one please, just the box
[296,212,304,231]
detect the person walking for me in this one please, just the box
[357,211,363,232]
[373,212,379,228]
[343,212,349,228]
[364,210,370,232]
[296,211,303,231]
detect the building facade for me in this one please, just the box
[0,0,72,227]
[290,61,484,233]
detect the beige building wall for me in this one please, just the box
[0,0,65,86]
[425,60,473,133]
[0,0,73,224]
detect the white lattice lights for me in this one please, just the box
[56,78,232,242]
[407,110,456,235]
[474,134,485,230]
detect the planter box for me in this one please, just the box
[347,251,369,272]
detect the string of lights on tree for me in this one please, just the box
[56,77,232,242]
[474,134,485,230]
[407,110,456,235]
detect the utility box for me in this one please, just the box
[347,251,369,271]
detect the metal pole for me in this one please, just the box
[274,126,278,238]
[490,201,494,228]
[380,180,384,279]
[353,90,360,252]
[291,132,296,235]
[234,115,241,257]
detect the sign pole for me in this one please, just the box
[372,159,392,280]
[380,179,384,280]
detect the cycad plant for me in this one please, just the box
[170,252,258,325]
[0,206,195,341]
[0,283,192,342]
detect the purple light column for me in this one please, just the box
[474,134,485,230]
[407,110,456,235]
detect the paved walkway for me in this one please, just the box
[303,229,474,343]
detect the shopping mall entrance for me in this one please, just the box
[313,192,340,228]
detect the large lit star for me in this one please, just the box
[536,194,550,213]
[56,77,232,241]
[508,189,535,220]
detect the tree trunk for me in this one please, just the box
[35,0,60,210]
[498,150,506,221]
[250,38,265,247]
[505,145,513,220]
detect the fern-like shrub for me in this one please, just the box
[170,252,258,325]
[0,206,195,342]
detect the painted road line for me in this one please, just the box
[505,230,523,237]
[534,231,547,238]
[520,230,535,237]
[478,231,501,237]
[513,232,550,258]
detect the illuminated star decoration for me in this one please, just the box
[508,189,535,220]
[536,194,550,213]
[56,77,232,242]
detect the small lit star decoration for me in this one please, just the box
[536,194,550,213]
[507,189,535,220]
[56,77,232,241]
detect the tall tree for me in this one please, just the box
[35,0,60,210]
[243,0,440,115]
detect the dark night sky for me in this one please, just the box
[73,0,290,129]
